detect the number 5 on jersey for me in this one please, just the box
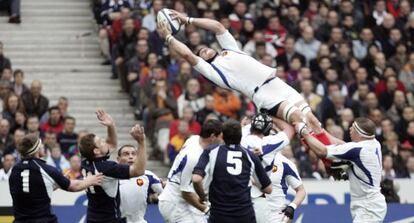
[227,151,242,175]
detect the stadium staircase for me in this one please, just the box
[0,0,169,176]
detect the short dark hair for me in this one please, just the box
[17,134,40,158]
[200,119,222,138]
[222,119,242,145]
[118,144,136,157]
[354,117,375,137]
[48,106,59,114]
[79,133,97,160]
[64,116,76,123]
[13,69,24,78]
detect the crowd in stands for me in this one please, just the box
[0,41,83,181]
[88,0,414,179]
[0,0,414,182]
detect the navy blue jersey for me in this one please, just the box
[9,158,71,222]
[193,144,271,217]
[82,157,130,223]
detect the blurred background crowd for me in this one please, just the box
[0,0,413,192]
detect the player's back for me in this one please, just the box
[120,170,162,223]
[82,158,130,222]
[205,144,259,216]
[159,135,203,203]
[9,158,70,222]
[212,50,275,97]
[267,153,301,211]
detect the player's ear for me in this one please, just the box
[93,148,100,156]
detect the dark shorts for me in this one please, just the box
[260,103,280,117]
[14,215,57,223]
[208,212,256,223]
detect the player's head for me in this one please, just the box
[79,134,111,161]
[17,134,46,159]
[200,119,223,144]
[222,119,242,145]
[350,117,376,141]
[250,113,273,136]
[196,47,218,63]
[117,145,137,166]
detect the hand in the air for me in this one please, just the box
[169,9,188,25]
[157,20,171,39]
[130,124,145,144]
[96,109,114,127]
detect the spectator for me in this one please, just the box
[382,154,396,179]
[196,94,224,124]
[0,0,20,23]
[212,87,241,120]
[2,93,25,131]
[0,153,15,180]
[0,41,11,74]
[141,0,163,32]
[177,78,205,118]
[295,25,321,64]
[366,0,388,27]
[382,132,399,156]
[276,36,305,71]
[352,28,381,60]
[21,80,49,118]
[1,67,12,81]
[394,140,412,177]
[67,130,88,158]
[339,0,364,29]
[57,116,78,156]
[300,79,321,113]
[228,1,251,33]
[0,119,13,157]
[12,69,28,97]
[388,43,408,75]
[167,119,190,163]
[26,115,41,137]
[399,52,414,92]
[4,128,24,156]
[63,155,82,180]
[386,90,407,124]
[40,106,64,135]
[243,31,276,58]
[169,106,200,140]
[46,146,70,173]
[406,156,414,179]
[43,131,58,151]
[316,10,339,42]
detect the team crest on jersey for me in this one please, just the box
[221,51,228,56]
[272,165,278,173]
[136,178,144,186]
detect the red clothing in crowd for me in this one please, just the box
[169,119,201,139]
[40,121,64,135]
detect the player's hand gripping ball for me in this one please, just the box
[157,8,181,35]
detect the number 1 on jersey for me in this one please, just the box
[21,169,30,193]
[226,151,242,175]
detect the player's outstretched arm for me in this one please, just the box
[273,118,295,140]
[171,10,226,35]
[158,21,199,66]
[96,109,117,153]
[128,124,146,177]
[68,173,103,192]
[297,123,328,158]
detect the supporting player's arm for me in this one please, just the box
[298,123,328,158]
[192,175,208,202]
[128,124,146,177]
[157,21,198,66]
[273,118,295,140]
[67,173,103,192]
[182,191,208,212]
[282,185,305,221]
[96,109,117,153]
[171,10,226,35]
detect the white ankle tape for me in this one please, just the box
[283,103,299,122]
[299,103,311,114]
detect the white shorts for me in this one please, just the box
[350,194,387,223]
[268,208,286,223]
[158,200,207,223]
[253,77,303,111]
[252,197,273,223]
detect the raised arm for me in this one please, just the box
[272,118,295,141]
[171,10,226,35]
[68,173,103,192]
[158,21,198,66]
[96,110,117,153]
[128,124,146,177]
[297,123,328,158]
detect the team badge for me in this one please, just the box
[272,165,278,173]
[222,51,228,56]
[136,178,144,186]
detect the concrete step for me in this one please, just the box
[0,23,93,30]
[13,65,110,73]
[69,112,135,120]
[0,16,94,23]
[0,30,96,37]
[3,37,98,45]
[40,91,128,100]
[6,51,101,58]
[41,85,120,92]
[22,2,90,8]
[24,72,111,80]
[21,9,92,17]
[11,57,103,65]
[65,99,131,107]
[5,43,99,51]
[29,78,117,86]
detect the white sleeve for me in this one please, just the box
[216,30,241,52]
[285,161,302,189]
[260,132,290,165]
[326,142,360,161]
[180,155,197,193]
[193,58,231,89]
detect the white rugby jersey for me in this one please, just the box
[193,31,276,99]
[266,153,302,211]
[326,139,383,199]
[119,170,163,223]
[159,135,207,208]
[241,126,290,198]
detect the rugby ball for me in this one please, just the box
[157,8,181,35]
